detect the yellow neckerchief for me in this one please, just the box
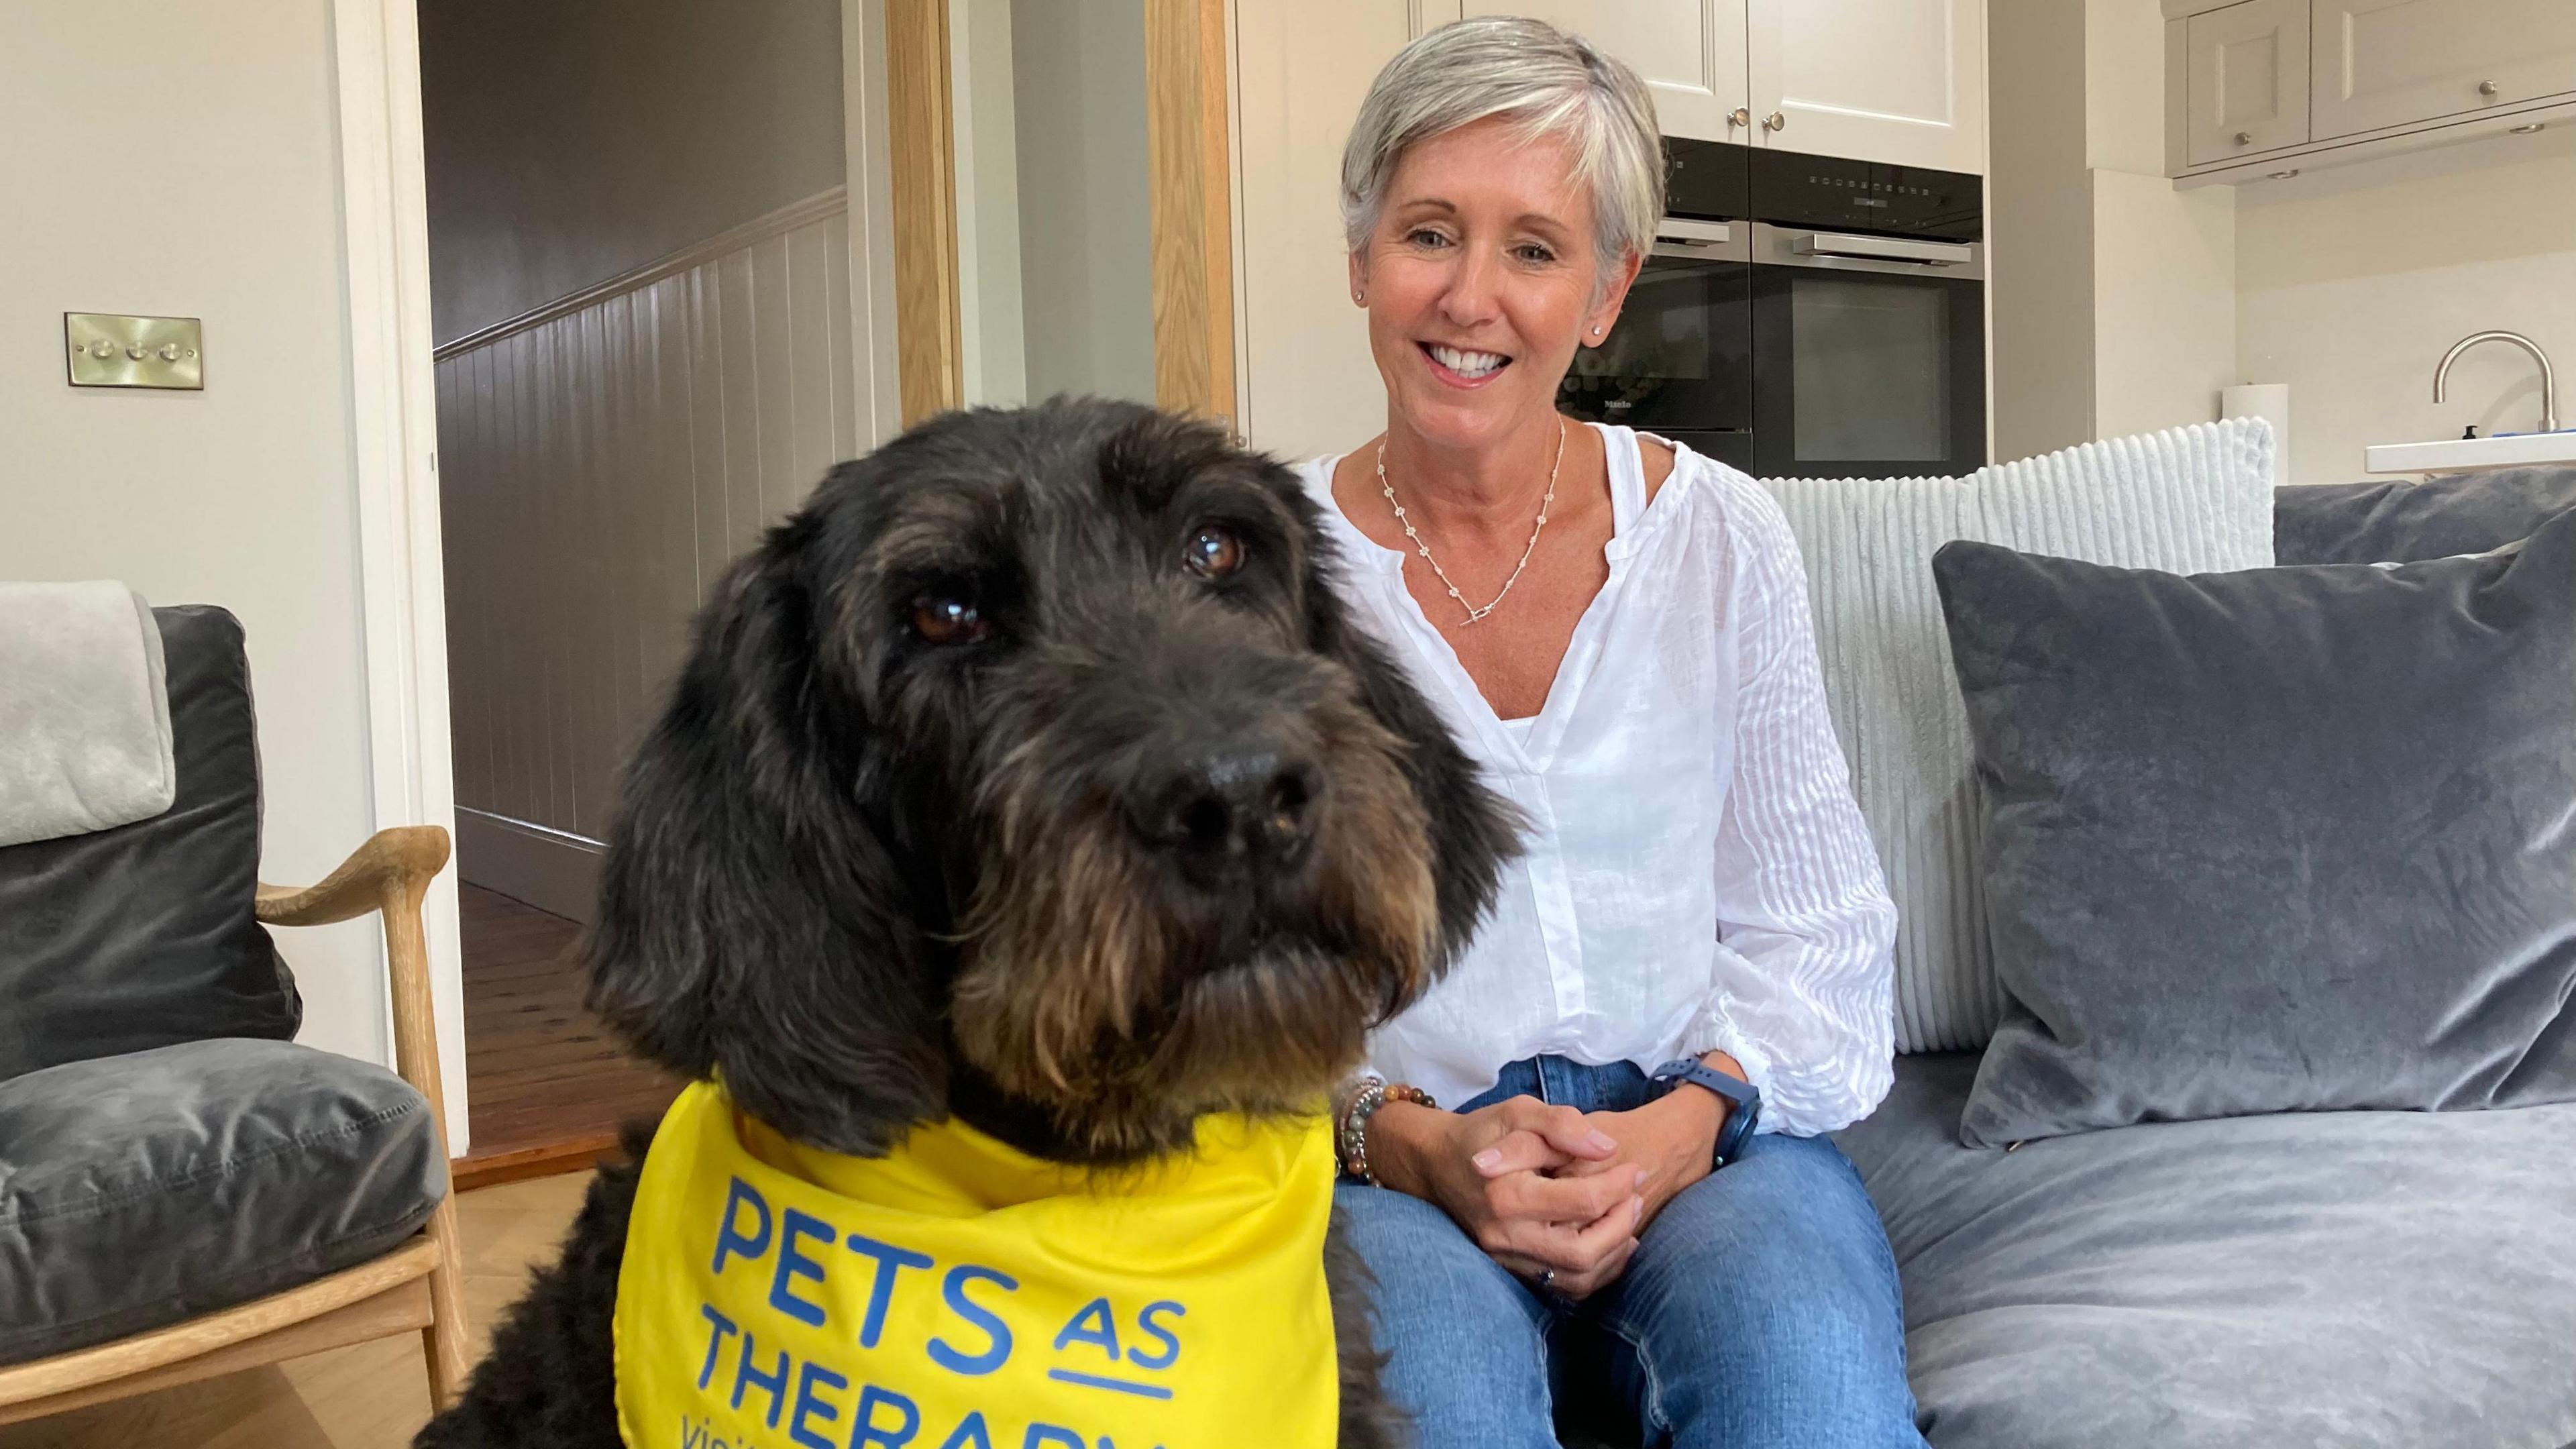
[613,1081,1339,1449]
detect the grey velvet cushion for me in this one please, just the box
[1835,1054,2576,1448]
[1933,512,2576,1146]
[0,1037,445,1365]
[0,606,301,1082]
[2275,465,2576,564]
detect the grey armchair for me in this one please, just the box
[0,606,464,1424]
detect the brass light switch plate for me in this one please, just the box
[65,313,204,390]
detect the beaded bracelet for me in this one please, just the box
[1335,1075,1437,1185]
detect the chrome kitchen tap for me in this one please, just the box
[2433,330,2559,434]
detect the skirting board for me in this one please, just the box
[453,808,602,924]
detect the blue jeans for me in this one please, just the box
[1336,1057,1923,1448]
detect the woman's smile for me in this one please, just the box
[1421,341,1512,386]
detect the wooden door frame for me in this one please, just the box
[881,0,1243,427]
[1147,0,1240,427]
[884,0,965,424]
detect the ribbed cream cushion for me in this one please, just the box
[1759,420,2277,1054]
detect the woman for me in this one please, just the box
[1308,18,1920,1448]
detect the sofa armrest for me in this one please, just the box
[256,826,455,1154]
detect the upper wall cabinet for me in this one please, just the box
[1749,0,1988,173]
[2182,0,2310,164]
[1436,0,1987,168]
[2310,0,2576,139]
[1465,1,1752,144]
[2166,0,2576,182]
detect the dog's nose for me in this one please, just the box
[1138,749,1320,876]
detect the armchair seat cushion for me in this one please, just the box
[0,1037,447,1366]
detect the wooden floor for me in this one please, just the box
[455,884,679,1183]
[0,1173,593,1449]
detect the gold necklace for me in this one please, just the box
[1376,417,1567,627]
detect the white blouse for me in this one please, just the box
[1296,426,1898,1137]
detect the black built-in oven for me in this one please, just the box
[1558,141,1986,478]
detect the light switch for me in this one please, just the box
[65,313,203,390]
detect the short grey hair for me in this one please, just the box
[1340,17,1665,287]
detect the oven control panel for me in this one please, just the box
[1748,150,1980,241]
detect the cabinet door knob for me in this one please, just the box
[1763,111,1786,131]
[1728,106,1751,129]
[2479,78,2500,97]
[2233,129,2254,146]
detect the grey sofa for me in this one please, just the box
[0,606,460,1418]
[1827,468,2576,1447]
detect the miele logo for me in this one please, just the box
[1807,174,1938,198]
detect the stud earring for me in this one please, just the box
[1592,325,1604,336]
[1354,292,1365,304]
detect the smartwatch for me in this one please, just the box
[1649,1057,1762,1167]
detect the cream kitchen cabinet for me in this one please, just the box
[1457,0,1754,144]
[1748,0,1988,173]
[2180,0,2311,164]
[2166,0,2576,182]
[2310,0,2576,140]
[1439,0,1988,166]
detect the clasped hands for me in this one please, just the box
[1368,1059,1736,1300]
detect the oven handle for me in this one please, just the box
[1650,217,1750,261]
[1785,230,1976,267]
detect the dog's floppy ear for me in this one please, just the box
[1299,532,1522,959]
[587,513,947,1156]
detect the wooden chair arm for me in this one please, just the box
[249,823,471,1405]
[256,825,450,927]
[256,825,456,1159]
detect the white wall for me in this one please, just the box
[2082,0,2167,176]
[1231,0,1413,460]
[2078,0,2236,446]
[2237,135,2576,484]
[1988,0,2094,461]
[1009,0,1157,405]
[1988,0,2237,461]
[2092,169,2236,444]
[952,0,1032,406]
[0,2,390,1073]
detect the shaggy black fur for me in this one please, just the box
[417,399,1519,1448]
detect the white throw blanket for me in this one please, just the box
[0,580,178,849]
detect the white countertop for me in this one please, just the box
[2363,433,2576,476]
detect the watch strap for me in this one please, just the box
[1651,1057,1762,1165]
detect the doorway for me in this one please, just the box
[415,0,1234,1184]
[417,0,892,1183]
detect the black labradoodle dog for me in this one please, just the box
[417,398,1517,1449]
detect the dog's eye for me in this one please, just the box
[1184,524,1244,580]
[910,592,989,645]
